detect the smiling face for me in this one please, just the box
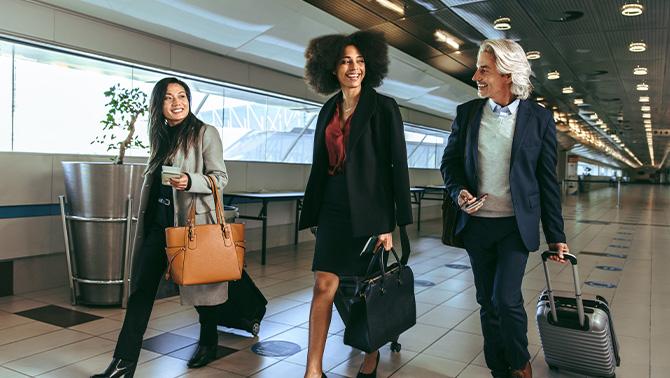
[162,83,190,126]
[472,51,513,105]
[335,44,366,90]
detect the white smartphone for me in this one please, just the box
[161,166,181,185]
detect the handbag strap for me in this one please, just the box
[399,225,410,265]
[186,175,226,226]
[207,175,226,226]
[363,227,410,277]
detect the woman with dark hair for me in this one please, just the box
[299,31,413,378]
[92,77,229,377]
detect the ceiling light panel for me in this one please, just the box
[621,2,644,16]
[633,66,648,75]
[376,0,404,15]
[629,42,647,52]
[434,30,460,50]
[494,17,511,30]
[526,51,540,60]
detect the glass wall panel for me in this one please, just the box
[405,124,449,169]
[220,86,319,163]
[0,41,13,151]
[0,37,452,169]
[12,44,134,155]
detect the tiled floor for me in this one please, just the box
[0,184,668,377]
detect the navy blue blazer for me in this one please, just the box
[299,85,413,236]
[440,98,566,252]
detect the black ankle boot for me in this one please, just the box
[91,358,136,378]
[356,351,380,378]
[187,344,217,368]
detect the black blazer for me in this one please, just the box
[440,98,566,252]
[299,85,413,236]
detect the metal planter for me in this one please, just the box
[60,162,145,306]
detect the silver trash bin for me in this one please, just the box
[223,205,239,224]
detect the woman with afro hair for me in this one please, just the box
[299,30,413,378]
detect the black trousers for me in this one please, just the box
[114,226,220,362]
[461,216,531,376]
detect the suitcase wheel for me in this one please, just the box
[390,341,401,353]
[251,321,260,337]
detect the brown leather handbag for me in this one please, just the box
[165,175,245,285]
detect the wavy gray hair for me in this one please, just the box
[478,39,533,100]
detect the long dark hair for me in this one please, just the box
[147,77,204,173]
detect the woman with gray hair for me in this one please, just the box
[441,39,569,378]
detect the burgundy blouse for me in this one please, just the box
[325,104,352,175]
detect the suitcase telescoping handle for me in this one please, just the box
[541,251,585,327]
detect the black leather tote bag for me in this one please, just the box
[343,247,416,353]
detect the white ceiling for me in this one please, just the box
[37,0,477,119]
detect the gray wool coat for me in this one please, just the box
[132,124,230,306]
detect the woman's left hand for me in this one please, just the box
[375,233,393,252]
[169,174,189,191]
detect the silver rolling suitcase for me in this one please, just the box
[536,251,621,377]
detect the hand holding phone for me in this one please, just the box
[463,193,488,213]
[161,165,182,185]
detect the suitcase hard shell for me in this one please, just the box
[536,251,621,378]
[217,270,267,336]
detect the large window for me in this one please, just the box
[405,124,449,169]
[0,42,12,151]
[577,161,621,177]
[0,37,450,168]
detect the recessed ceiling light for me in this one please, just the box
[562,86,574,94]
[526,51,541,60]
[434,30,460,50]
[644,119,652,124]
[621,2,644,16]
[639,96,650,102]
[636,82,649,91]
[641,105,651,112]
[633,66,648,75]
[590,113,598,120]
[642,113,651,119]
[629,42,647,52]
[536,97,545,101]
[494,17,511,30]
[574,98,584,105]
[376,0,404,15]
[547,71,560,80]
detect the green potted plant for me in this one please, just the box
[91,84,148,164]
[60,83,150,307]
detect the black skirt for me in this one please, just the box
[312,174,373,276]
